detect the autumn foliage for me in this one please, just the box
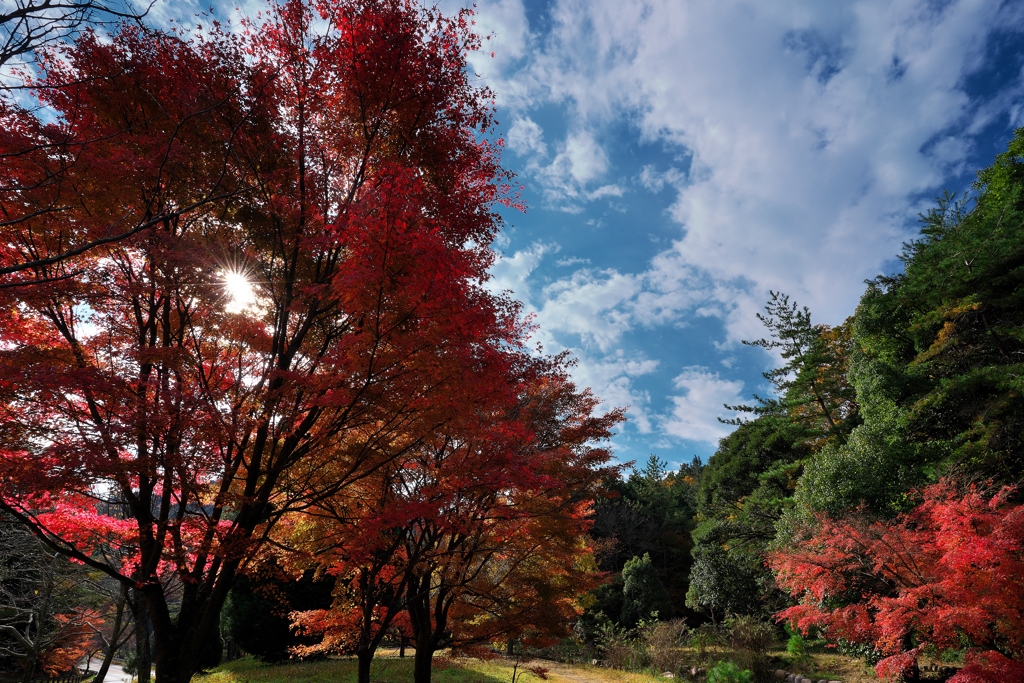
[771,481,1024,682]
[283,358,620,683]
[0,0,612,680]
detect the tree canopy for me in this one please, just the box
[0,2,618,682]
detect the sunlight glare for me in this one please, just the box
[222,270,256,313]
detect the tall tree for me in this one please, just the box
[0,2,520,682]
[402,370,619,683]
[731,292,858,448]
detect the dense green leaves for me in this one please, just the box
[686,417,805,619]
[620,553,674,628]
[795,129,1024,518]
[590,456,701,618]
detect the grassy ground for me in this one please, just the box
[193,646,897,683]
[768,649,878,683]
[193,656,670,683]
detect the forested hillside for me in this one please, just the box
[583,130,1024,682]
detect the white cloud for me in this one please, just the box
[507,116,547,157]
[492,243,746,352]
[662,367,745,444]
[539,268,640,351]
[562,130,609,185]
[487,241,557,302]
[486,245,671,440]
[458,0,533,106]
[569,351,661,434]
[534,129,619,208]
[483,0,1024,331]
[638,165,687,193]
[587,184,625,200]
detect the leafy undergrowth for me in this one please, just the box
[540,660,673,683]
[193,650,894,683]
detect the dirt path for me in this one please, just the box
[536,661,607,683]
[524,659,660,683]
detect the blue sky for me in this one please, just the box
[450,0,1024,468]
[133,0,1024,467]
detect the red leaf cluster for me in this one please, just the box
[770,480,1024,681]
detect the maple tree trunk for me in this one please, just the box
[407,574,436,683]
[152,631,191,683]
[146,570,234,683]
[413,633,435,683]
[132,591,151,683]
[357,650,373,683]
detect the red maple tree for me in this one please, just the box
[0,1,522,681]
[771,480,1024,682]
[287,358,621,683]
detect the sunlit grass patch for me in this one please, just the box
[193,655,553,683]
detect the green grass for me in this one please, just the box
[194,656,551,683]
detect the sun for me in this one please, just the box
[222,269,256,313]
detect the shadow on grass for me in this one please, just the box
[195,656,529,683]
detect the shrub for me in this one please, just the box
[726,616,775,680]
[690,623,723,667]
[706,660,753,683]
[787,634,806,660]
[642,618,689,674]
[597,623,648,671]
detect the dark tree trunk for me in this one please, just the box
[413,632,434,683]
[357,650,373,683]
[150,608,224,683]
[152,630,188,683]
[142,555,237,683]
[408,574,436,683]
[407,574,454,683]
[132,591,152,683]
